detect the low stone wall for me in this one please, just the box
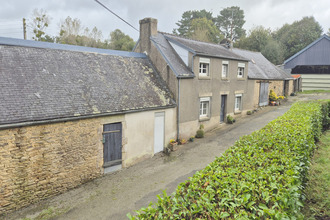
[0,119,103,215]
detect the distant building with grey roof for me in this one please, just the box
[284,34,330,91]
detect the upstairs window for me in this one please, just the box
[237,63,245,78]
[222,61,229,78]
[199,58,210,77]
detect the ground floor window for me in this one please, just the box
[199,97,210,119]
[235,94,242,111]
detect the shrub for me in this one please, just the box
[247,110,252,115]
[195,129,204,138]
[128,100,330,220]
[227,115,235,124]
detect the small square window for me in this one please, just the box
[237,67,244,78]
[199,97,210,118]
[237,63,245,78]
[199,58,210,77]
[199,63,209,76]
[235,94,242,111]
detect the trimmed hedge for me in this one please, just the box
[129,101,330,220]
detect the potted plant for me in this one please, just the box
[168,139,178,151]
[269,89,278,106]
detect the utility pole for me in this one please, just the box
[23,18,27,40]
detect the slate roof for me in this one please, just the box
[232,48,293,80]
[284,34,330,69]
[163,33,248,61]
[151,33,194,78]
[0,37,175,127]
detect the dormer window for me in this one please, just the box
[199,58,210,77]
[237,63,245,78]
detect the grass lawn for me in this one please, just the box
[302,129,330,219]
[299,90,330,94]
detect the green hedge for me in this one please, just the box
[129,101,330,220]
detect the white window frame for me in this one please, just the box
[199,97,210,119]
[235,94,242,111]
[199,58,210,77]
[237,63,245,78]
[222,61,229,78]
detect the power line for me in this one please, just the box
[94,0,139,32]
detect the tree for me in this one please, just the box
[30,8,54,42]
[173,10,214,37]
[327,28,330,36]
[235,26,272,51]
[187,17,223,43]
[273,16,322,59]
[56,16,107,49]
[261,40,285,65]
[216,6,246,42]
[109,29,135,51]
[235,26,284,65]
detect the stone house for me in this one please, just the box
[232,48,294,106]
[284,34,330,91]
[134,18,255,138]
[0,37,176,214]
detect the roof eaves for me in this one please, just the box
[284,34,330,64]
[0,36,147,58]
[0,104,177,130]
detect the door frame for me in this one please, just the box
[154,111,165,154]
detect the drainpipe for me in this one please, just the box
[177,78,181,141]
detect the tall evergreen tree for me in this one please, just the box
[215,6,246,42]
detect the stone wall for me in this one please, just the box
[0,118,103,214]
[269,80,284,96]
[0,107,177,215]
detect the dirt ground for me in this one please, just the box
[4,93,330,220]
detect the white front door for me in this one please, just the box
[154,112,165,154]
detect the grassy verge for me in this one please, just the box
[302,129,330,219]
[299,90,330,94]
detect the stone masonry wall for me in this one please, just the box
[0,118,103,215]
[269,80,284,96]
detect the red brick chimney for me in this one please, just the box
[138,18,158,54]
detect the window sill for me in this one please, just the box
[221,78,230,81]
[199,75,211,80]
[199,117,210,122]
[234,110,242,115]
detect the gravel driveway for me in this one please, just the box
[5,93,330,220]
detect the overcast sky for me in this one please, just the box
[0,0,329,41]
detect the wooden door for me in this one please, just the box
[103,123,122,168]
[259,82,269,106]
